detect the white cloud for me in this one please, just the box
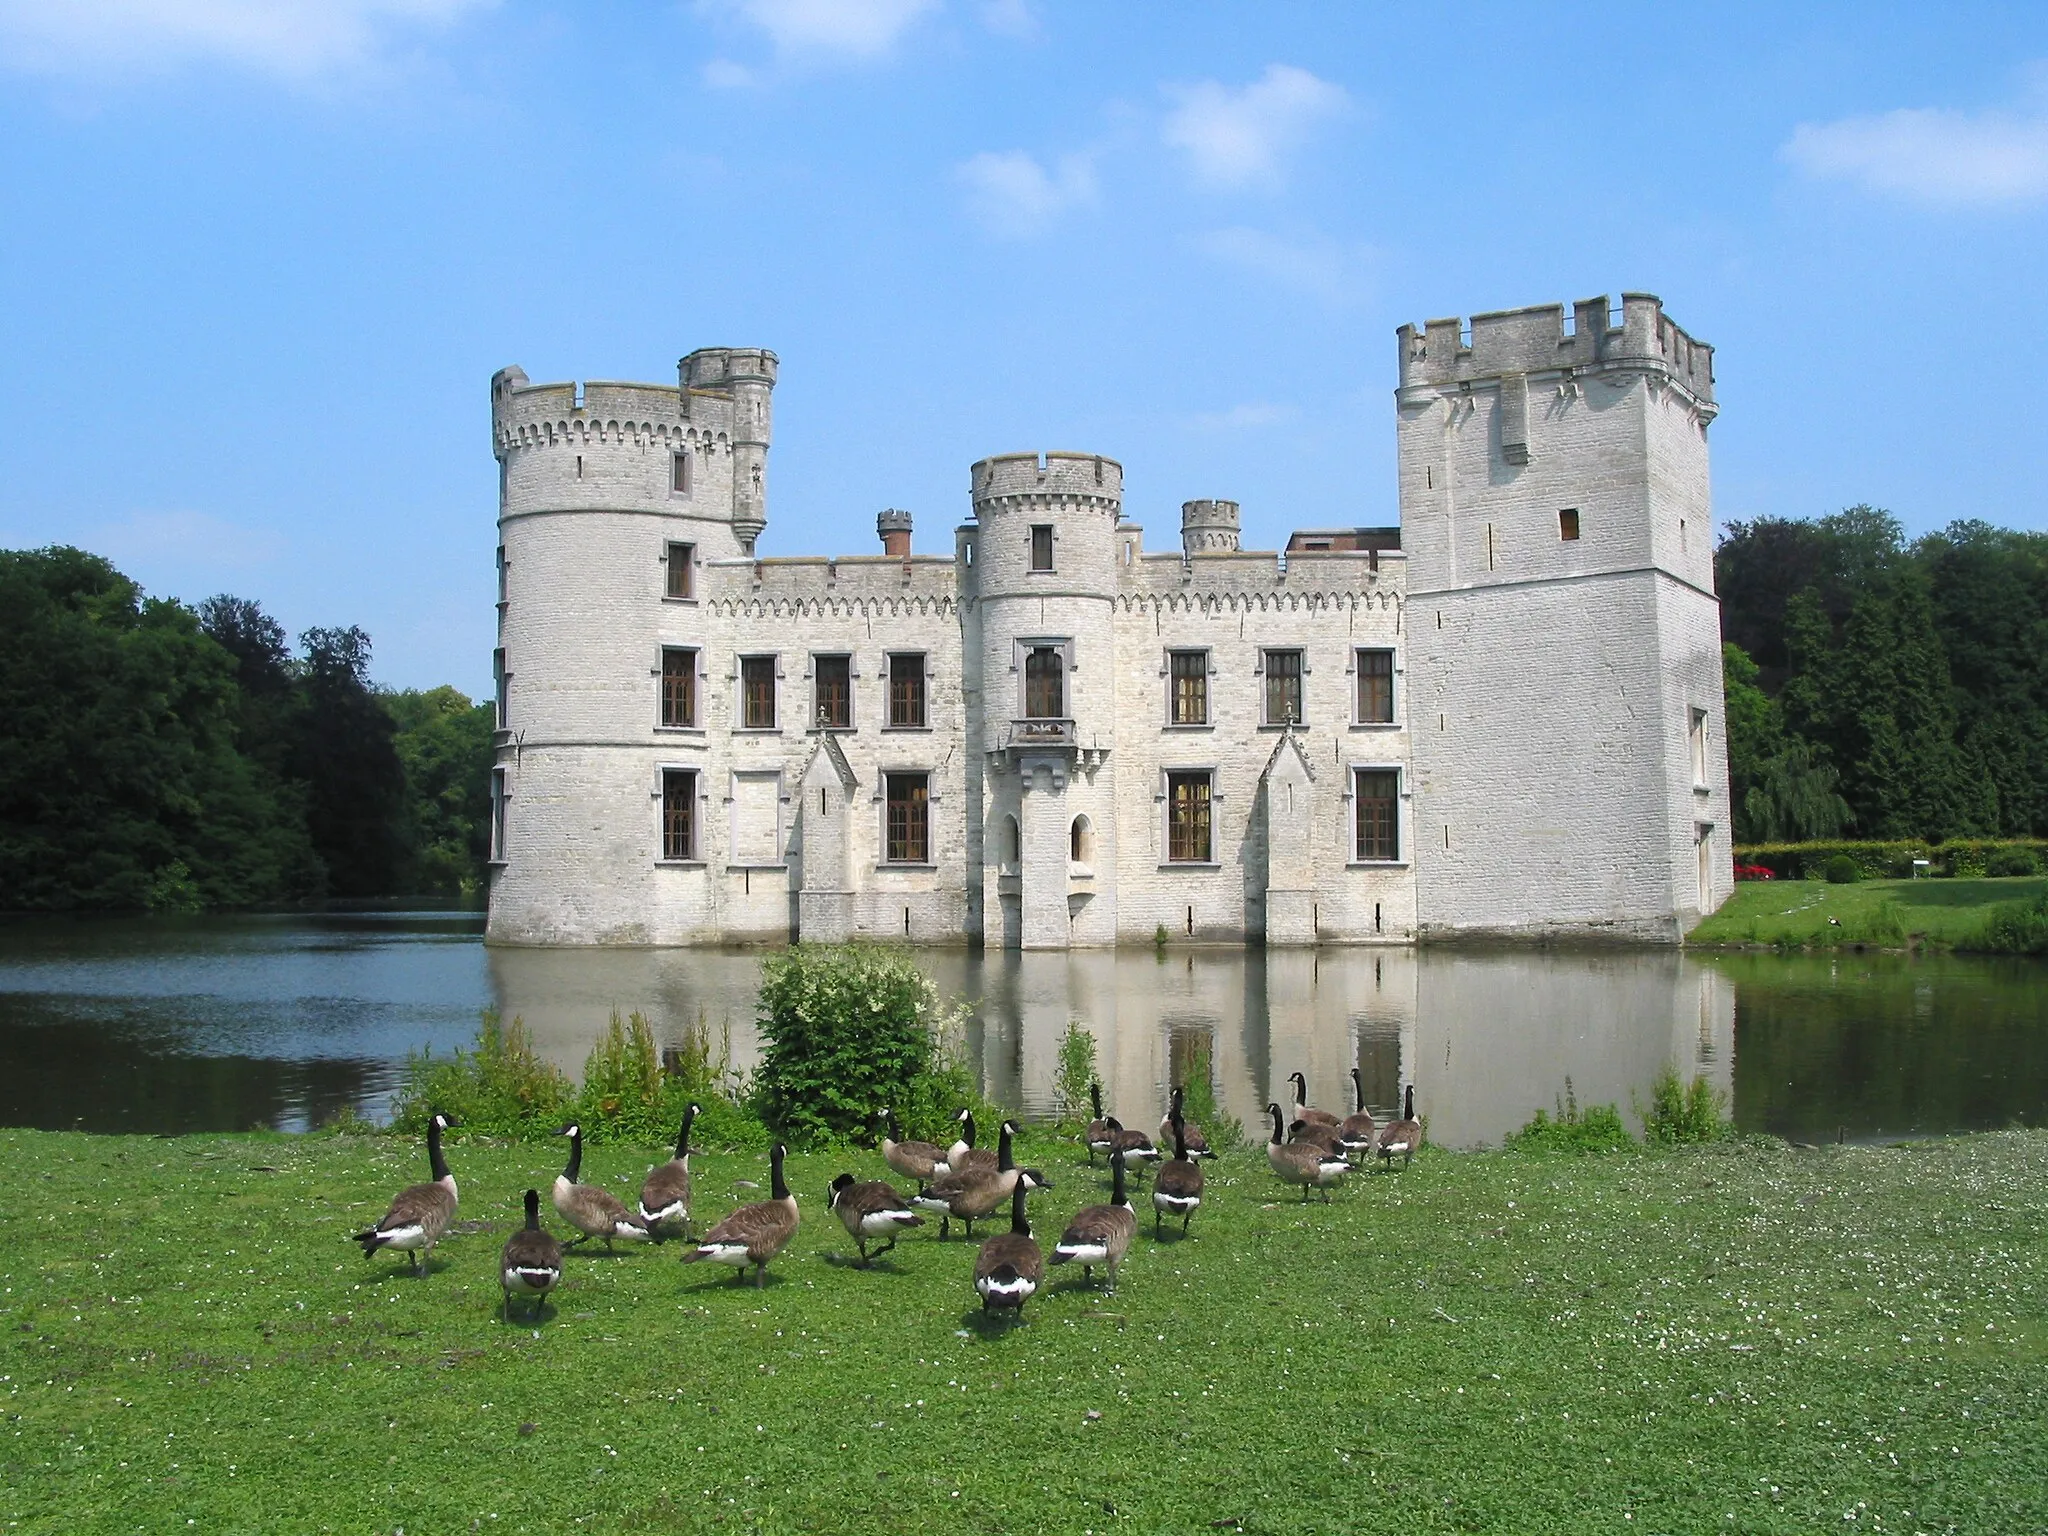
[1784,85,2048,207]
[1197,226,1367,303]
[0,0,489,80]
[701,0,939,62]
[956,149,1096,237]
[1162,63,1348,191]
[1186,401,1294,433]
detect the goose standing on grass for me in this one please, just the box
[1287,1117,1347,1158]
[1288,1072,1341,1130]
[973,1177,1045,1321]
[553,1124,653,1251]
[1103,1117,1160,1181]
[499,1189,564,1322]
[1152,1113,1204,1237]
[1051,1148,1138,1291]
[1157,1086,1215,1160]
[1338,1070,1378,1162]
[1267,1103,1349,1202]
[682,1143,800,1287]
[878,1110,948,1191]
[637,1101,700,1241]
[1084,1082,1111,1165]
[1377,1086,1422,1171]
[827,1173,924,1265]
[948,1110,997,1180]
[352,1111,458,1274]
[913,1122,1027,1239]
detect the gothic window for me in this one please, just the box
[661,647,698,728]
[740,655,776,729]
[1169,650,1208,726]
[1167,772,1213,863]
[1024,646,1064,718]
[1354,769,1399,861]
[1355,649,1394,724]
[886,773,930,863]
[661,769,697,860]
[813,655,851,729]
[665,541,694,598]
[888,653,926,728]
[1263,649,1304,726]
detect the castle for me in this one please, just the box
[485,293,1733,949]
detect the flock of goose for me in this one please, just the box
[350,1069,1422,1325]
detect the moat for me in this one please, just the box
[1,907,2042,1144]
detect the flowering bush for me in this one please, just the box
[1733,863,1775,881]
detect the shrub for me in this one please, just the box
[1986,846,2042,878]
[1823,854,1860,884]
[1638,1067,1728,1146]
[1732,863,1775,881]
[1735,838,2048,881]
[753,942,995,1147]
[391,1010,572,1138]
[1174,1036,1243,1153]
[1052,1021,1098,1129]
[1960,890,2048,957]
[1507,1079,1632,1153]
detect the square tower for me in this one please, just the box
[1399,295,1733,941]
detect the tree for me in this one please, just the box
[1723,642,1850,842]
[384,686,496,895]
[294,626,408,898]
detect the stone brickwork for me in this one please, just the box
[487,295,1733,948]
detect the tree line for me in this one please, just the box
[1719,509,2048,845]
[0,546,494,911]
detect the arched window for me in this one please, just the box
[1069,815,1093,867]
[1003,814,1021,867]
[1024,646,1064,718]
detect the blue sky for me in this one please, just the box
[2,1,2044,692]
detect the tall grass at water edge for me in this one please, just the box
[1960,888,2048,956]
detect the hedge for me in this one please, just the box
[1735,839,2048,881]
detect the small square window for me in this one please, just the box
[665,541,694,599]
[671,453,691,494]
[740,656,776,729]
[1355,769,1399,861]
[1169,650,1208,726]
[1355,649,1393,724]
[1167,772,1213,863]
[886,773,929,863]
[1263,649,1304,726]
[813,654,851,729]
[889,653,927,728]
[661,768,697,860]
[1559,508,1580,541]
[660,648,698,728]
[1030,525,1054,572]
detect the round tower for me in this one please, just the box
[1180,498,1241,554]
[967,452,1122,949]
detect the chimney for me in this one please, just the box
[877,508,913,557]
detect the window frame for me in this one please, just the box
[664,540,695,600]
[1029,524,1055,572]
[1348,764,1405,866]
[1261,647,1305,728]
[1164,769,1217,866]
[886,652,928,730]
[658,766,700,863]
[1352,647,1396,727]
[1690,708,1710,789]
[883,771,932,866]
[658,646,700,730]
[811,652,853,731]
[738,654,779,731]
[489,767,509,864]
[493,647,509,730]
[671,451,692,496]
[1167,648,1210,728]
[1023,645,1065,720]
[1558,507,1581,542]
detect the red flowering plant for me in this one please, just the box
[1732,863,1775,881]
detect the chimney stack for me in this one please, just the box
[877,508,913,557]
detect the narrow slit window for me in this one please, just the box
[491,768,508,860]
[665,541,694,599]
[660,647,698,728]
[813,654,851,729]
[661,769,697,860]
[1690,708,1708,787]
[886,773,929,863]
[740,655,776,729]
[671,452,691,494]
[1559,508,1580,541]
[1354,769,1399,861]
[1355,649,1394,724]
[1167,772,1213,863]
[493,647,509,729]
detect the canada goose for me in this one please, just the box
[1051,1148,1138,1290]
[1377,1086,1422,1170]
[553,1124,653,1251]
[946,1109,980,1175]
[499,1189,564,1322]
[1288,1116,1346,1157]
[973,1177,1044,1320]
[1157,1086,1215,1160]
[1338,1070,1378,1161]
[1084,1082,1111,1164]
[682,1143,800,1286]
[1152,1114,1204,1237]
[913,1122,1025,1238]
[1267,1103,1349,1202]
[352,1111,458,1274]
[877,1110,948,1190]
[1103,1117,1160,1178]
[1288,1072,1341,1129]
[637,1101,700,1240]
[827,1174,924,1265]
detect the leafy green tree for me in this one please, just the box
[384,685,495,896]
[1723,642,1850,841]
[294,626,408,898]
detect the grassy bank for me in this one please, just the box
[5,1127,2045,1534]
[1688,876,2048,950]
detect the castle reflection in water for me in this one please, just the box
[486,946,1734,1150]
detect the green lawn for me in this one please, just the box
[5,1126,2045,1534]
[1689,877,2048,949]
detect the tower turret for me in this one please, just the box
[680,347,777,555]
[1180,498,1241,555]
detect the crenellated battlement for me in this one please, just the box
[970,451,1123,512]
[1397,293,1714,409]
[681,347,777,392]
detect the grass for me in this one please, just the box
[1689,876,2048,950]
[5,1126,2046,1534]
